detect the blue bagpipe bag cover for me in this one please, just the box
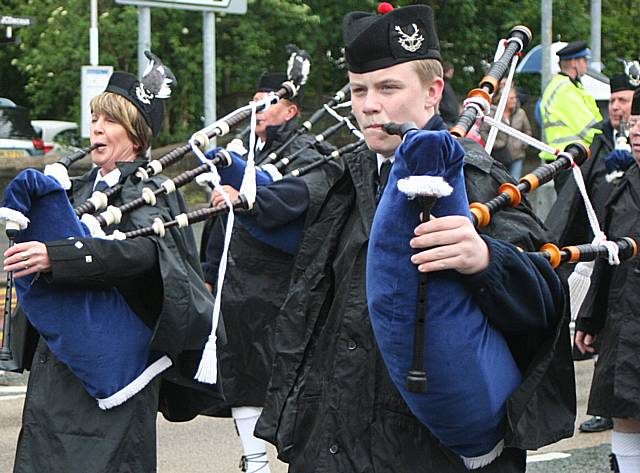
[1,169,170,409]
[366,130,522,465]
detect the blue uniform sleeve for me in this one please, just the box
[205,147,273,188]
[249,178,310,228]
[464,235,565,332]
[238,177,310,255]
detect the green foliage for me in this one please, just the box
[1,0,639,147]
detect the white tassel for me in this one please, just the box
[397,175,453,199]
[195,335,218,383]
[44,163,72,190]
[0,208,30,229]
[460,439,504,469]
[568,261,594,321]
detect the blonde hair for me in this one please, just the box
[90,92,152,154]
[411,59,444,87]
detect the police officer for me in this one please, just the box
[539,41,602,175]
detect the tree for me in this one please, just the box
[1,0,639,147]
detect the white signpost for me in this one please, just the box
[80,66,113,138]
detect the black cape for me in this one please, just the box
[576,163,640,419]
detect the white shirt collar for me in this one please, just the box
[94,168,122,189]
[376,153,395,174]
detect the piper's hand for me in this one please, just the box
[211,185,239,208]
[575,330,596,355]
[3,241,51,278]
[410,215,490,274]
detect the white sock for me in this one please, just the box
[231,406,271,473]
[612,431,640,473]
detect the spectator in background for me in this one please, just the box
[539,40,602,188]
[439,61,460,126]
[480,85,533,180]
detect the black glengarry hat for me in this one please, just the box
[343,4,441,74]
[104,51,176,138]
[610,73,636,94]
[257,72,287,92]
[556,40,591,60]
[256,72,303,106]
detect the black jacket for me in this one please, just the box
[255,120,575,473]
[576,163,640,419]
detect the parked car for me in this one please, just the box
[0,102,45,157]
[31,120,81,154]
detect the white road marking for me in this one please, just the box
[527,452,572,463]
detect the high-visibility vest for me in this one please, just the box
[539,74,602,161]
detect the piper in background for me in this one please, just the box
[576,88,640,473]
[201,71,341,473]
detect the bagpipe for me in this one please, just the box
[367,127,522,468]
[0,168,172,410]
[0,143,99,362]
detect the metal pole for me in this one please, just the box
[541,0,553,92]
[535,0,556,221]
[90,0,99,66]
[590,0,602,72]
[138,7,151,79]
[203,12,216,146]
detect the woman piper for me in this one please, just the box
[2,58,214,473]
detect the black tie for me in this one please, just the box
[93,180,109,193]
[377,160,393,202]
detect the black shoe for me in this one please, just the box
[579,416,613,433]
[610,453,620,472]
[239,452,268,472]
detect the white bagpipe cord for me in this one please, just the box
[190,135,236,384]
[239,99,261,208]
[323,103,365,140]
[484,50,519,155]
[192,100,262,384]
[567,161,619,320]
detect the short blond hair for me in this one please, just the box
[411,59,444,87]
[90,92,152,154]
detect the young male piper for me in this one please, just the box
[255,4,574,472]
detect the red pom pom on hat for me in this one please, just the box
[378,2,394,14]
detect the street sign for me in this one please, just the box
[0,16,36,45]
[0,16,36,27]
[80,66,113,138]
[115,0,247,14]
